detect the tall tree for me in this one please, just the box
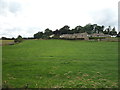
[95,25,104,33]
[117,31,120,37]
[83,23,94,34]
[53,29,60,35]
[103,26,111,34]
[59,25,70,34]
[107,26,111,34]
[34,32,43,39]
[43,28,53,39]
[14,35,23,43]
[44,28,53,36]
[109,27,117,35]
[74,25,83,33]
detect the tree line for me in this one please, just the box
[34,24,119,39]
[1,23,120,41]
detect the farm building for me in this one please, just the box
[49,34,54,38]
[51,32,113,41]
[60,32,89,40]
[90,33,111,37]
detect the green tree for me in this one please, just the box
[43,28,53,39]
[103,30,108,34]
[95,25,104,33]
[103,26,111,34]
[59,25,70,34]
[53,29,60,35]
[83,23,94,34]
[117,31,120,37]
[69,29,76,34]
[34,32,43,39]
[109,27,117,35]
[106,26,111,34]
[74,25,83,33]
[14,35,23,43]
[1,37,7,40]
[92,24,104,33]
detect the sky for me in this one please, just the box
[0,0,119,38]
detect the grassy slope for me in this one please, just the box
[2,40,118,88]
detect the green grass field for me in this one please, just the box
[2,40,118,88]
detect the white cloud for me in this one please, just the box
[0,0,119,38]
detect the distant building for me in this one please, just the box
[90,33,111,37]
[53,32,113,41]
[49,34,54,38]
[60,33,89,40]
[111,35,117,37]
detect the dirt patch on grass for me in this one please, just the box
[1,40,15,46]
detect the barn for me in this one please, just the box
[60,33,89,40]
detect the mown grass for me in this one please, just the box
[2,39,118,88]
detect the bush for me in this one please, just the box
[14,35,23,43]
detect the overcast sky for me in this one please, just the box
[0,0,119,38]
